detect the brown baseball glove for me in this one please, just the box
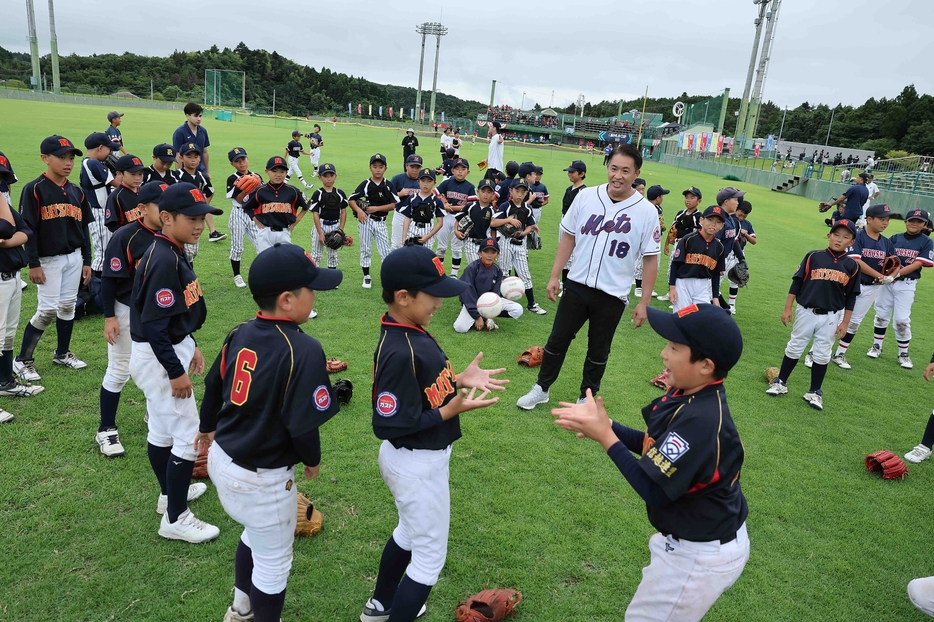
[665,225,678,247]
[192,446,209,479]
[765,367,780,384]
[818,201,834,213]
[234,173,262,195]
[455,588,523,622]
[477,159,489,171]
[865,449,909,480]
[295,493,323,537]
[344,234,353,246]
[517,346,544,367]
[882,255,902,276]
[650,369,670,390]
[326,358,348,374]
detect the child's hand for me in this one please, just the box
[474,317,485,331]
[552,389,617,450]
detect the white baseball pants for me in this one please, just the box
[500,240,532,289]
[673,278,714,312]
[308,147,321,169]
[229,205,259,262]
[255,227,292,255]
[286,156,305,181]
[0,275,21,351]
[434,214,462,262]
[89,207,112,274]
[453,299,523,333]
[358,217,391,268]
[101,301,132,393]
[846,283,881,334]
[32,250,82,328]
[786,305,843,365]
[391,209,406,250]
[873,279,916,342]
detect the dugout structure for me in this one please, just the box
[205,69,245,110]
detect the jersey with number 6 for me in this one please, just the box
[560,183,661,299]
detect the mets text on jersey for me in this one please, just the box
[581,213,631,235]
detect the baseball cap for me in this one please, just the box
[563,160,587,173]
[647,185,670,201]
[518,162,535,178]
[418,168,436,181]
[84,132,121,151]
[265,156,288,170]
[858,172,870,181]
[406,127,415,133]
[115,154,145,173]
[491,121,502,130]
[479,237,500,252]
[716,187,746,204]
[159,182,223,216]
[292,130,301,137]
[682,186,703,199]
[318,163,336,176]
[249,243,342,297]
[477,178,496,192]
[405,154,424,166]
[701,205,725,220]
[866,204,893,218]
[179,142,202,156]
[831,219,858,237]
[138,181,170,204]
[647,304,743,371]
[41,135,83,157]
[505,161,519,176]
[227,147,248,162]
[452,158,469,169]
[153,144,176,162]
[906,208,930,222]
[632,178,647,188]
[533,165,544,175]
[381,244,468,298]
[370,153,388,165]
[0,151,17,185]
[107,111,124,122]
[512,178,530,190]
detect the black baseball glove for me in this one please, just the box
[333,378,353,404]
[324,229,346,250]
[456,213,474,236]
[728,260,750,287]
[411,200,435,224]
[405,236,424,246]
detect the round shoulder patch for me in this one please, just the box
[314,385,331,411]
[105,209,112,220]
[376,391,399,418]
[155,288,175,308]
[674,248,681,258]
[653,227,661,243]
[110,257,122,271]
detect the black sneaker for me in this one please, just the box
[208,231,227,242]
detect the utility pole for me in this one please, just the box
[488,80,496,111]
[414,24,429,125]
[716,87,730,134]
[25,0,41,91]
[734,0,769,153]
[47,0,61,94]
[425,22,448,123]
[746,0,782,143]
[825,108,835,146]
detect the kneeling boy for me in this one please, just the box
[453,238,523,333]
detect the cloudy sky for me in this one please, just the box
[2,0,931,110]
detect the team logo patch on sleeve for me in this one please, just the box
[155,288,175,308]
[658,432,690,462]
[376,392,399,417]
[110,257,122,271]
[105,209,111,219]
[313,385,331,411]
[653,226,661,243]
[674,248,681,258]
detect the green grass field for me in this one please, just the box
[1,98,933,621]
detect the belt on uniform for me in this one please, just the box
[466,238,483,244]
[322,219,339,225]
[510,239,524,245]
[232,458,292,473]
[663,531,737,545]
[810,308,831,315]
[270,226,284,232]
[0,272,15,281]
[369,215,386,221]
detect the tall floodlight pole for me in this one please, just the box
[25,0,41,90]
[733,0,769,154]
[414,24,429,123]
[48,0,61,94]
[747,0,782,142]
[421,22,448,124]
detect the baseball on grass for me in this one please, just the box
[477,292,504,319]
[500,276,524,301]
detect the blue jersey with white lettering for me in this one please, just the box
[890,232,934,280]
[847,229,897,285]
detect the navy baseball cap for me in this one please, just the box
[632,178,647,188]
[858,173,870,181]
[381,244,468,297]
[0,151,17,185]
[41,135,83,157]
[370,153,388,165]
[153,144,176,162]
[563,160,587,173]
[266,156,288,170]
[318,163,336,176]
[518,162,535,178]
[479,237,500,252]
[906,209,931,222]
[179,142,202,156]
[647,185,670,201]
[418,168,436,181]
[115,154,145,173]
[159,182,223,216]
[682,186,703,199]
[647,304,743,371]
[452,158,469,169]
[249,243,342,297]
[138,181,169,204]
[512,178,530,190]
[107,111,124,122]
[84,132,121,151]
[701,205,726,220]
[505,161,519,175]
[866,204,893,218]
[533,165,544,175]
[716,187,746,204]
[831,219,858,237]
[292,130,301,137]
[477,178,496,191]
[228,147,248,162]
[405,154,423,166]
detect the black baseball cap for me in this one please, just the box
[138,181,170,204]
[405,154,424,166]
[491,121,502,130]
[370,153,388,165]
[418,168,436,181]
[318,163,336,176]
[452,157,469,169]
[477,178,496,191]
[906,209,930,222]
[479,237,500,252]
[716,187,746,204]
[153,144,176,162]
[179,142,202,156]
[0,151,17,185]
[159,182,223,215]
[84,132,121,151]
[41,135,83,157]
[701,205,726,220]
[115,154,145,173]
[249,243,342,297]
[866,204,893,218]
[563,160,587,173]
[518,162,535,178]
[228,147,248,162]
[647,304,743,371]
[533,165,544,175]
[682,186,703,199]
[512,178,530,190]
[266,156,288,170]
[292,130,301,137]
[647,185,670,201]
[107,111,124,122]
[381,244,468,297]
[632,177,646,188]
[505,161,519,175]
[831,219,858,237]
[858,172,870,181]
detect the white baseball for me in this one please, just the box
[477,292,504,319]
[500,276,525,301]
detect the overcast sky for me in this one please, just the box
[2,0,931,111]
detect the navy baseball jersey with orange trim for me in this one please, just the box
[104,184,142,232]
[790,248,861,311]
[18,173,93,267]
[241,182,309,229]
[102,220,157,311]
[889,232,934,280]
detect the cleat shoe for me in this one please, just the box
[908,576,934,617]
[0,408,13,423]
[96,428,125,458]
[831,353,851,369]
[517,384,549,410]
[308,310,318,320]
[728,306,736,316]
[233,275,246,288]
[223,607,254,622]
[53,351,87,369]
[158,509,219,543]
[0,379,44,397]
[766,379,788,396]
[303,181,314,189]
[803,390,823,410]
[634,287,643,297]
[359,600,426,622]
[656,293,670,301]
[485,319,499,331]
[528,303,547,315]
[899,353,914,369]
[905,444,932,464]
[13,358,41,382]
[362,276,372,289]
[650,290,658,297]
[208,231,227,242]
[157,482,208,515]
[867,344,882,358]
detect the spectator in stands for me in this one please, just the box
[841,168,851,183]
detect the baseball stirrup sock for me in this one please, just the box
[17,323,44,361]
[147,443,171,495]
[372,536,412,610]
[235,539,254,596]
[920,411,934,449]
[166,457,195,523]
[873,327,886,348]
[99,387,121,431]
[55,318,75,356]
[250,587,286,622]
[525,289,535,307]
[898,340,910,355]
[388,576,432,622]
[809,363,828,392]
[778,355,798,382]
[0,350,12,384]
[635,279,642,289]
[231,259,241,277]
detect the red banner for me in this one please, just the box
[754,143,761,158]
[357,104,362,115]
[717,135,724,155]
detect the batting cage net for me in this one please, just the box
[204,69,245,109]
[682,92,727,129]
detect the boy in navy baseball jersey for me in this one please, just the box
[130,182,222,543]
[869,208,933,369]
[306,124,324,173]
[199,243,341,622]
[635,185,669,298]
[729,201,757,310]
[173,142,216,262]
[494,179,545,315]
[242,156,309,254]
[225,148,262,288]
[103,154,146,232]
[14,136,93,383]
[349,154,398,289]
[309,163,348,270]
[528,164,550,222]
[658,186,702,302]
[361,244,506,622]
[455,178,497,267]
[106,111,126,155]
[401,169,445,248]
[714,187,747,314]
[453,237,523,333]
[143,144,177,185]
[767,220,861,410]
[0,151,26,292]
[435,157,475,276]
[285,130,313,189]
[668,205,726,311]
[552,303,749,621]
[96,181,167,457]
[390,154,424,250]
[80,132,121,276]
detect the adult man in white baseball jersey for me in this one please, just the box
[518,144,661,409]
[484,121,505,180]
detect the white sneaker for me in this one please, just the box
[634,287,643,297]
[804,352,813,368]
[156,482,208,515]
[303,181,314,189]
[517,384,549,410]
[309,309,318,319]
[485,319,499,331]
[528,303,547,315]
[803,390,823,410]
[728,306,736,316]
[656,293,670,301]
[359,600,426,622]
[0,379,44,397]
[905,444,932,464]
[158,508,219,543]
[96,428,125,458]
[0,408,13,423]
[867,344,882,358]
[233,275,246,289]
[899,353,914,369]
[362,276,372,289]
[13,359,41,382]
[53,351,88,369]
[224,607,254,622]
[908,576,934,616]
[576,397,588,405]
[650,290,658,297]
[831,353,851,369]
[765,380,788,396]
